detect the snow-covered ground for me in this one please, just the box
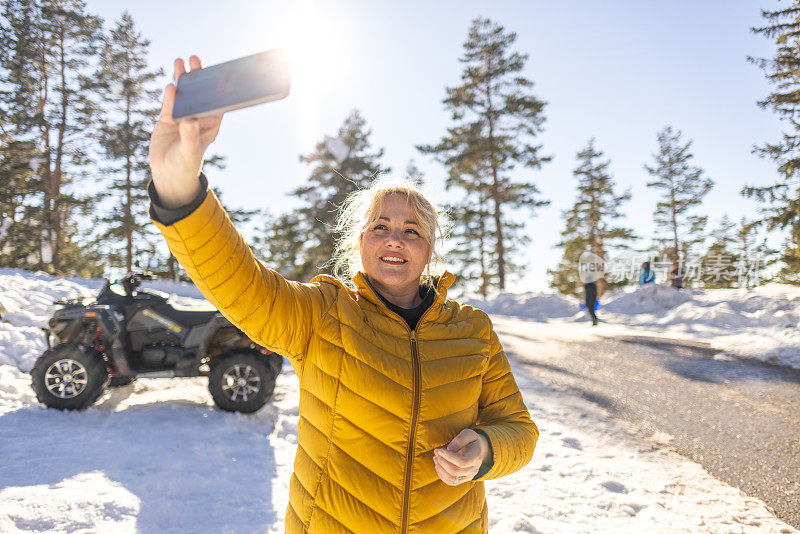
[0,268,796,533]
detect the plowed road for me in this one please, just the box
[496,321,800,529]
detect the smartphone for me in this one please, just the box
[172,49,291,121]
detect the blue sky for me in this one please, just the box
[86,0,784,292]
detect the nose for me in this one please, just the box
[384,229,404,248]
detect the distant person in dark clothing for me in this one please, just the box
[584,281,598,326]
[668,261,684,289]
[639,261,655,286]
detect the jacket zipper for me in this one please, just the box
[400,329,421,534]
[356,275,441,534]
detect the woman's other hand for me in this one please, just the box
[433,429,490,485]
[149,55,223,208]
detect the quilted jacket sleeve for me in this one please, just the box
[150,186,332,365]
[473,329,539,480]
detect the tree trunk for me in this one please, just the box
[490,176,505,291]
[125,92,133,273]
[37,44,52,270]
[483,61,507,292]
[53,26,69,273]
[478,203,489,299]
[669,177,680,263]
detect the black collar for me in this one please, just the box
[374,284,435,331]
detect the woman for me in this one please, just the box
[149,56,537,533]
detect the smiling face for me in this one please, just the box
[359,193,431,303]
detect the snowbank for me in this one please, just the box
[606,284,800,369]
[602,284,692,314]
[470,282,800,370]
[466,292,576,320]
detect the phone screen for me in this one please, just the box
[172,49,290,121]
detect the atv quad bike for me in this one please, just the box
[31,273,282,413]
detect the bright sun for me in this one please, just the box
[274,0,351,149]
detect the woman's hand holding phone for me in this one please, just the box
[149,56,223,209]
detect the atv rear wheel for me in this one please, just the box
[208,351,277,413]
[31,344,108,410]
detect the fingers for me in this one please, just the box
[433,456,462,486]
[173,58,186,83]
[173,55,202,83]
[446,428,478,453]
[435,449,474,473]
[436,446,475,469]
[162,56,189,123]
[189,55,203,71]
[198,115,224,146]
[167,55,211,126]
[179,117,201,148]
[158,83,176,122]
[433,430,485,486]
[433,452,475,485]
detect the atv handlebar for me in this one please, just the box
[121,272,153,296]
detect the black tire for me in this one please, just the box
[267,351,283,377]
[208,350,277,413]
[108,376,135,388]
[31,344,108,410]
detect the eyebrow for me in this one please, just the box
[378,216,419,226]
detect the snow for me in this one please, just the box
[468,292,576,321]
[602,283,693,314]
[469,282,800,371]
[0,269,796,532]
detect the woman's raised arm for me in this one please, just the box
[148,56,333,367]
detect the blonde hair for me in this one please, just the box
[331,177,447,287]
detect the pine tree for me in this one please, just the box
[437,155,495,298]
[0,0,103,274]
[694,215,773,288]
[698,215,738,288]
[732,217,776,287]
[0,1,47,267]
[418,18,550,292]
[92,11,163,273]
[0,136,42,266]
[645,126,713,263]
[253,210,306,277]
[403,159,424,185]
[445,189,495,298]
[550,139,635,297]
[745,3,800,282]
[262,110,389,281]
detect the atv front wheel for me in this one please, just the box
[31,344,108,410]
[208,351,277,413]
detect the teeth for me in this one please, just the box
[381,256,406,263]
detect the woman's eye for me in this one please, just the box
[405,229,420,236]
[372,224,388,232]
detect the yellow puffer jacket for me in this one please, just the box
[152,189,538,533]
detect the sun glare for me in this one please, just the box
[275,0,350,150]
